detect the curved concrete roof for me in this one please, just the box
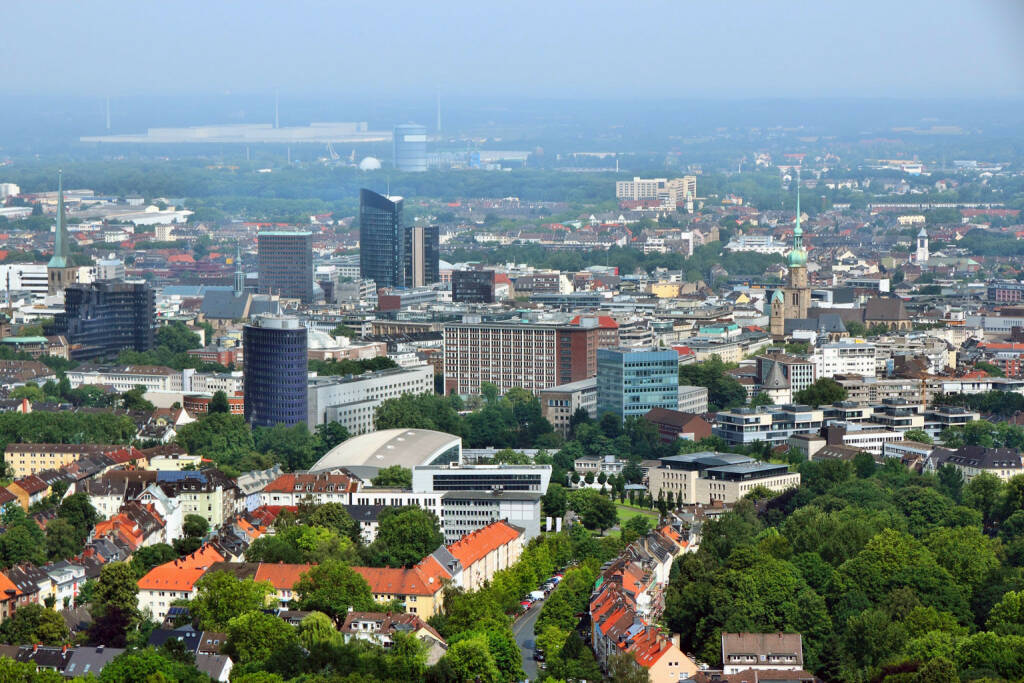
[309,428,461,480]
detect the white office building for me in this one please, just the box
[307,364,434,433]
[678,385,709,414]
[813,340,877,379]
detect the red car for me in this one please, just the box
[520,600,532,608]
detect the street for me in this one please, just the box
[512,600,542,680]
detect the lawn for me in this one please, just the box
[615,504,659,527]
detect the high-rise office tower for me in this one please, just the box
[243,315,308,428]
[257,231,314,303]
[393,123,427,172]
[47,171,80,296]
[48,281,156,360]
[359,189,405,289]
[404,225,440,287]
[596,348,679,421]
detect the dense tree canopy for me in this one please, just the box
[665,454,1024,681]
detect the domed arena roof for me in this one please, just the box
[309,429,462,482]
[358,156,382,171]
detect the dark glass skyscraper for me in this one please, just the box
[404,225,440,287]
[257,231,314,303]
[243,315,308,428]
[359,189,405,289]
[48,280,155,360]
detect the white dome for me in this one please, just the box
[359,157,382,171]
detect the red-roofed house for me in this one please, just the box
[442,520,523,591]
[253,563,312,608]
[352,562,449,619]
[137,545,225,620]
[259,472,359,506]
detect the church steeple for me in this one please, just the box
[47,170,69,269]
[787,169,807,269]
[233,245,245,296]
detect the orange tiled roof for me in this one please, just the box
[263,473,358,495]
[445,520,520,569]
[0,571,20,599]
[137,544,225,591]
[352,564,446,597]
[253,563,312,591]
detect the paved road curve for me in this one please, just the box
[512,601,542,680]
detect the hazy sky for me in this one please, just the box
[3,0,1023,98]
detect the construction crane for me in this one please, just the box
[326,142,339,161]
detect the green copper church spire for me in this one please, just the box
[787,168,807,268]
[47,170,68,269]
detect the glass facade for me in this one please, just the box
[393,124,427,172]
[359,189,405,289]
[257,231,314,302]
[597,348,679,420]
[49,281,155,360]
[243,317,308,428]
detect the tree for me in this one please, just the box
[9,385,45,403]
[208,390,230,414]
[622,515,653,544]
[57,492,98,539]
[314,421,349,455]
[45,518,81,561]
[0,604,69,645]
[490,448,532,465]
[439,634,502,683]
[182,514,209,539]
[191,571,274,631]
[120,386,154,412]
[543,482,568,519]
[300,503,360,542]
[794,378,848,408]
[371,465,413,489]
[750,392,774,408]
[129,544,177,579]
[853,452,876,478]
[296,611,339,650]
[155,321,200,353]
[90,562,140,647]
[98,648,206,682]
[678,356,747,411]
[904,429,933,445]
[293,560,376,619]
[964,471,1004,527]
[567,488,618,533]
[366,506,443,568]
[0,657,65,682]
[225,610,300,666]
[976,361,1005,377]
[175,412,256,472]
[988,590,1024,635]
[607,651,651,683]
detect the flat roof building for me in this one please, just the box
[257,231,314,303]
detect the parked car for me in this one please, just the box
[520,600,532,608]
[533,650,545,662]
